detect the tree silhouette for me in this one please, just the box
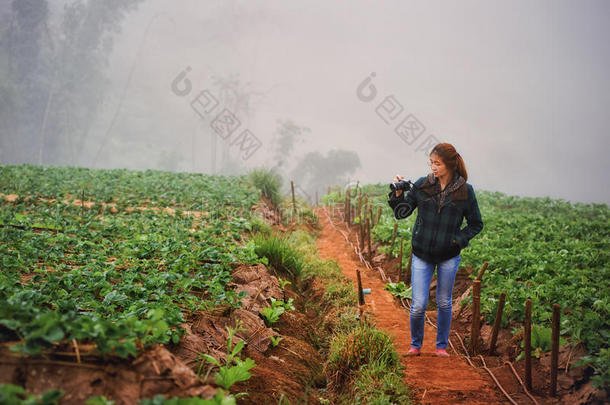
[271,119,310,171]
[290,149,361,200]
[0,0,145,165]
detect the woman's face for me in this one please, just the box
[429,153,449,178]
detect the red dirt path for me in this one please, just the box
[314,207,508,404]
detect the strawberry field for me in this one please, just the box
[0,165,264,366]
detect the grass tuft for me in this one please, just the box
[251,233,304,278]
[247,167,282,207]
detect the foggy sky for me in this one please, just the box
[8,0,610,204]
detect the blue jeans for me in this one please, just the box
[410,253,461,349]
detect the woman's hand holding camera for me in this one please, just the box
[393,175,405,197]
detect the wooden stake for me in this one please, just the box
[346,189,351,225]
[524,298,532,391]
[366,217,372,260]
[489,292,506,355]
[390,222,398,249]
[398,238,404,281]
[470,280,481,355]
[356,269,365,306]
[375,206,382,227]
[359,220,365,253]
[344,192,348,224]
[362,199,366,217]
[551,303,560,396]
[476,261,489,281]
[290,180,296,215]
[72,338,81,364]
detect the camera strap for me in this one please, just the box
[410,182,451,206]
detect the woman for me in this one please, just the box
[387,143,483,357]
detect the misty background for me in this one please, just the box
[1,0,609,204]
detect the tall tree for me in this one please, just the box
[210,73,261,175]
[271,120,310,172]
[0,0,145,165]
[0,0,48,162]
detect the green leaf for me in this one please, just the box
[215,358,256,390]
[230,340,245,359]
[86,396,116,405]
[201,354,220,367]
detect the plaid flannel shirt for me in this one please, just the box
[387,172,484,265]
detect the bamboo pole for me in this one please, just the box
[489,292,506,354]
[524,298,532,391]
[470,280,481,355]
[551,303,560,396]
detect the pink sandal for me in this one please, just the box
[436,348,449,357]
[407,347,421,356]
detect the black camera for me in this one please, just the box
[390,179,413,192]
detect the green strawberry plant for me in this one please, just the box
[384,282,412,299]
[270,335,283,347]
[515,324,568,361]
[199,320,256,391]
[0,164,268,358]
[259,297,295,326]
[0,384,63,405]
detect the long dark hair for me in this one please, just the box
[430,143,468,181]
